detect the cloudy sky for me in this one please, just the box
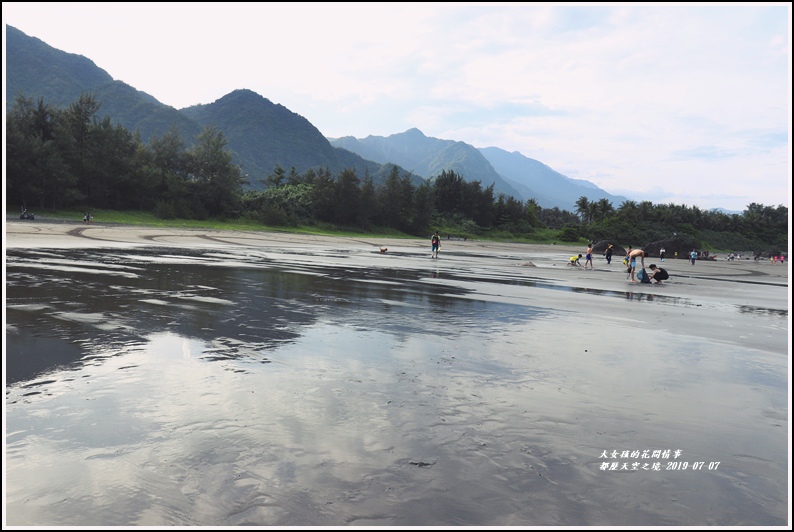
[4,2,791,212]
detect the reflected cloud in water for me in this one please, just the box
[5,246,788,526]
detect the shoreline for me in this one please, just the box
[5,219,789,283]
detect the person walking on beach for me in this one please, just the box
[648,264,669,284]
[659,247,666,262]
[603,243,614,264]
[628,248,647,283]
[584,243,594,270]
[690,250,697,265]
[431,231,440,259]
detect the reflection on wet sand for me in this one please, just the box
[5,243,788,526]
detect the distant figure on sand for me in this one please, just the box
[659,247,666,262]
[584,244,594,270]
[431,231,440,259]
[568,254,583,267]
[379,247,388,254]
[628,248,647,283]
[603,243,614,264]
[690,250,697,265]
[648,264,669,284]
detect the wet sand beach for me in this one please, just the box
[4,220,790,527]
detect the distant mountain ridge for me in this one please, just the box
[478,147,628,210]
[330,128,523,199]
[7,23,626,207]
[330,130,627,210]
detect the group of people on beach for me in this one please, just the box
[569,245,599,269]
[569,242,669,285]
[624,246,668,284]
[432,232,674,285]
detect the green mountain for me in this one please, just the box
[329,127,628,210]
[5,25,418,190]
[179,89,415,188]
[6,25,114,107]
[330,128,523,200]
[7,23,624,204]
[6,25,203,145]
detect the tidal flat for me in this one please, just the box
[4,221,789,526]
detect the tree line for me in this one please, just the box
[7,94,244,219]
[6,93,788,253]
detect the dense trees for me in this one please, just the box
[6,95,71,208]
[187,126,245,218]
[5,93,788,253]
[7,93,244,219]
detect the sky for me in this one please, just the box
[3,2,792,212]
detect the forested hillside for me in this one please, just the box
[6,93,787,256]
[5,25,411,189]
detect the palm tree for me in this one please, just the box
[596,198,614,222]
[619,200,638,223]
[575,196,590,223]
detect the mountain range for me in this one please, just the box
[329,130,628,209]
[6,24,627,210]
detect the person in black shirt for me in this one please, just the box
[603,243,614,264]
[648,264,669,284]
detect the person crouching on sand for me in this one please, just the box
[648,264,669,284]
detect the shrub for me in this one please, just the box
[559,225,580,242]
